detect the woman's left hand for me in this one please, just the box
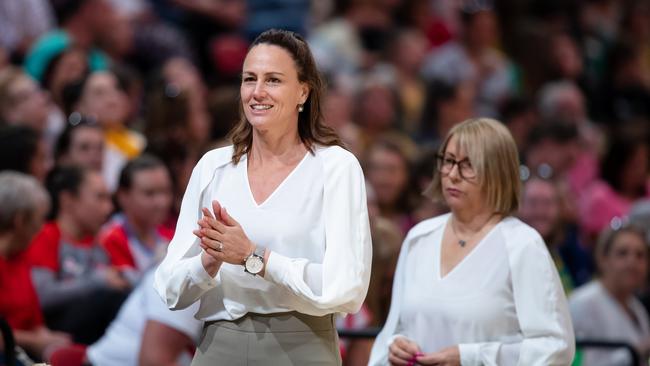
[194,200,255,266]
[415,346,460,366]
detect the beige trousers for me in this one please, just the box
[191,312,342,366]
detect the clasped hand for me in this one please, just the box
[389,336,460,366]
[193,200,255,267]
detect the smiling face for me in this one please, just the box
[240,44,309,133]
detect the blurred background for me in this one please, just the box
[0,0,649,365]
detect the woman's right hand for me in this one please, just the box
[194,201,224,276]
[389,336,422,366]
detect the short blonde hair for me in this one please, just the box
[424,118,521,215]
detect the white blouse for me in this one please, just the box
[154,145,372,321]
[369,213,575,366]
[570,281,650,366]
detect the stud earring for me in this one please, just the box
[298,104,304,112]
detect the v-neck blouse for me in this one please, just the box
[154,145,372,322]
[369,213,575,365]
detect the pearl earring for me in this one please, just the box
[298,104,304,112]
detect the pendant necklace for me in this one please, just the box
[450,214,496,248]
[450,221,468,247]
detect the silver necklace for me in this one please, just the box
[450,215,496,248]
[450,221,468,247]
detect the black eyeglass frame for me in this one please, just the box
[435,154,477,180]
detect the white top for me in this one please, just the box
[87,270,202,366]
[369,213,575,366]
[154,145,372,320]
[570,280,650,366]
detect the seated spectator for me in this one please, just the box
[23,0,111,85]
[523,122,581,226]
[145,58,210,158]
[418,78,475,145]
[519,177,593,293]
[421,7,515,117]
[27,165,128,344]
[84,268,202,366]
[537,81,603,192]
[354,76,403,154]
[570,223,650,366]
[54,114,104,171]
[63,70,146,190]
[322,80,361,157]
[98,155,173,284]
[0,0,55,60]
[579,133,649,244]
[0,125,50,183]
[0,67,50,133]
[498,96,538,154]
[0,171,72,362]
[365,133,419,237]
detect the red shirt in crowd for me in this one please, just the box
[98,214,173,272]
[0,252,44,330]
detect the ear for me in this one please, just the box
[299,83,310,105]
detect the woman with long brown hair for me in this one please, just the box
[154,29,372,365]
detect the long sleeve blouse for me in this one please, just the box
[154,145,372,320]
[369,214,575,366]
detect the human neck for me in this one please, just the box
[57,214,88,241]
[600,277,632,305]
[451,208,500,237]
[249,128,305,164]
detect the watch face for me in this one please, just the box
[245,256,264,274]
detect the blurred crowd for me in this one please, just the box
[0,0,649,365]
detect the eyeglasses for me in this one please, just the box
[436,154,476,180]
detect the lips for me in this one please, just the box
[250,104,272,110]
[446,187,462,196]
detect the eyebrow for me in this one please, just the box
[242,71,286,77]
[444,152,470,160]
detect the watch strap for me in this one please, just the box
[254,245,265,259]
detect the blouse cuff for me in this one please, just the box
[458,343,481,366]
[188,253,218,290]
[264,251,290,285]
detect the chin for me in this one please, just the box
[246,115,273,127]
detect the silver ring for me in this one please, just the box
[217,241,223,252]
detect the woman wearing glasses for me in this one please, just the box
[369,118,575,365]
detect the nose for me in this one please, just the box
[252,81,267,100]
[448,162,461,180]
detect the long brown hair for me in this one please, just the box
[229,29,343,164]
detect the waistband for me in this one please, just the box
[205,312,335,333]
